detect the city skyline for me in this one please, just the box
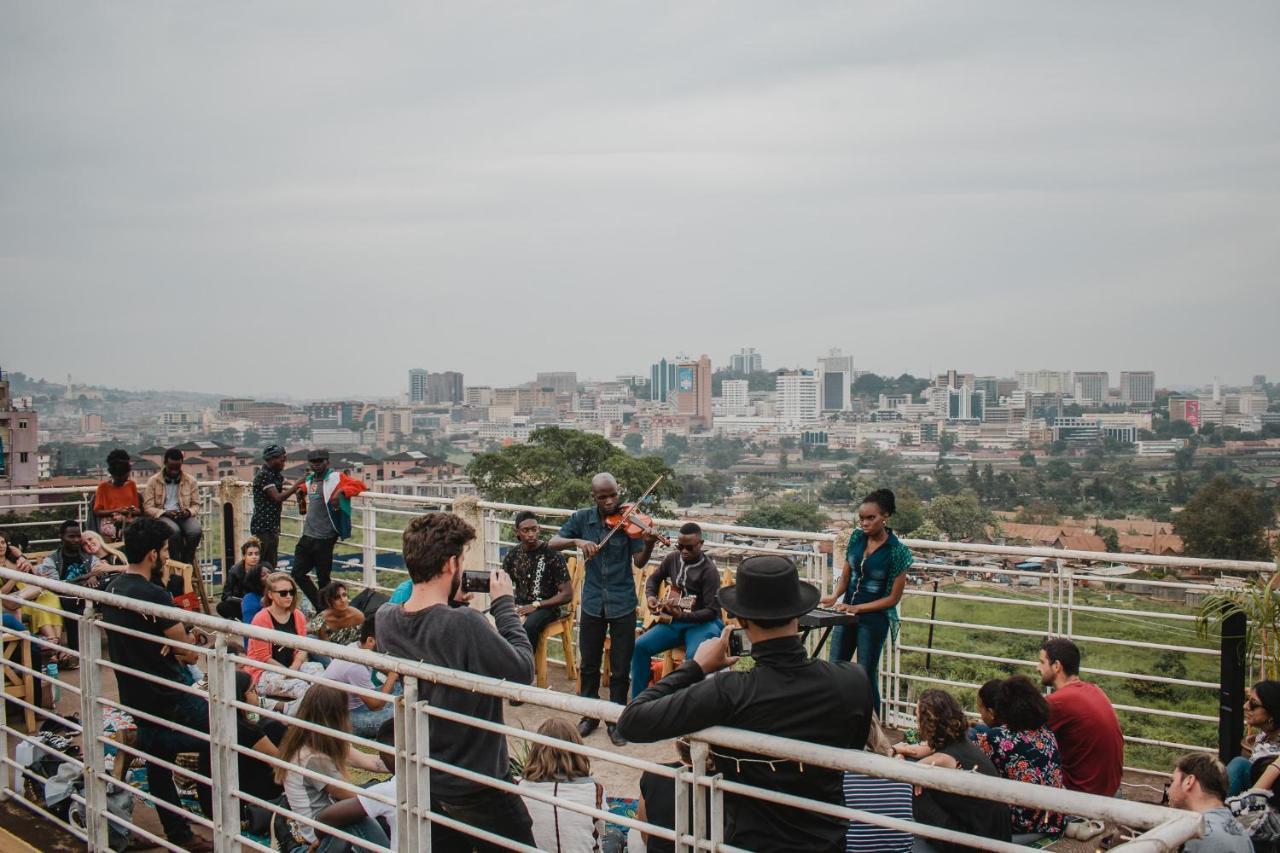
[4,3,1278,397]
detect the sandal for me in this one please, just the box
[1065,818,1105,841]
[57,654,79,670]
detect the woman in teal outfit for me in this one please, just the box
[820,488,913,715]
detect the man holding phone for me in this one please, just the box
[376,511,536,850]
[618,555,873,853]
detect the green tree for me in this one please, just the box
[737,500,829,532]
[1173,475,1275,561]
[925,494,992,541]
[893,489,926,535]
[1096,524,1120,552]
[623,432,644,454]
[1018,451,1038,468]
[468,427,676,509]
[939,432,957,454]
[1044,458,1073,481]
[704,436,745,470]
[242,428,262,447]
[910,519,943,541]
[852,373,887,398]
[741,475,777,498]
[819,478,856,503]
[661,433,689,466]
[933,462,961,496]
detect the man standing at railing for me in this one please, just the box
[292,448,342,610]
[618,555,873,853]
[376,511,536,850]
[251,444,302,568]
[142,447,203,563]
[101,517,214,852]
[548,472,659,747]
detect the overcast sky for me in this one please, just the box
[3,2,1277,399]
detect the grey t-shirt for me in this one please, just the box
[301,474,337,540]
[163,482,180,512]
[1184,806,1253,853]
[375,595,533,798]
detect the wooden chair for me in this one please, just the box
[598,565,654,687]
[2,632,37,734]
[650,566,738,679]
[534,557,581,689]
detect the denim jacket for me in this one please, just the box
[558,508,644,619]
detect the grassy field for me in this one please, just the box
[896,578,1219,771]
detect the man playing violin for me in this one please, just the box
[630,522,723,700]
[549,472,659,746]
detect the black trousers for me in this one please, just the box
[578,609,636,707]
[522,606,559,649]
[430,786,535,852]
[292,535,336,610]
[254,529,280,568]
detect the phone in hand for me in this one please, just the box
[461,570,491,593]
[728,628,752,658]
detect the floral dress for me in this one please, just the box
[976,724,1067,836]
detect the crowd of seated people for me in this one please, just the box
[8,463,1275,853]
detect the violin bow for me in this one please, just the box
[595,474,666,550]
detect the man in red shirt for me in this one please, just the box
[1038,637,1124,796]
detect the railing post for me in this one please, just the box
[360,496,377,590]
[399,676,430,853]
[1064,563,1075,637]
[690,740,710,850]
[673,761,690,853]
[1219,610,1247,764]
[79,605,109,852]
[207,633,241,852]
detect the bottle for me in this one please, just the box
[45,661,60,705]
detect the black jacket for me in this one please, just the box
[617,636,872,853]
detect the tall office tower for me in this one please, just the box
[1072,372,1109,405]
[817,348,854,412]
[1119,371,1156,405]
[427,371,464,405]
[650,358,678,402]
[408,368,429,403]
[778,370,820,424]
[721,380,750,416]
[974,376,1000,403]
[730,347,764,374]
[671,355,714,429]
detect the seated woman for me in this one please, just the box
[246,572,325,713]
[637,738,710,853]
[93,449,142,542]
[974,676,1065,841]
[844,717,914,853]
[219,538,263,621]
[308,581,364,646]
[910,689,1012,853]
[1228,680,1280,797]
[234,670,285,807]
[0,532,66,665]
[241,562,267,624]
[518,717,619,852]
[894,679,1003,761]
[81,530,127,566]
[276,684,389,853]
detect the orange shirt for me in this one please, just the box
[94,480,141,513]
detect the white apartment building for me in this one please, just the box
[1015,370,1071,395]
[777,371,820,424]
[1120,371,1156,405]
[720,380,750,417]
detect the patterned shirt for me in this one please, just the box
[502,543,570,617]
[976,725,1066,835]
[251,466,286,535]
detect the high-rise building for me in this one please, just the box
[1016,370,1071,395]
[535,372,578,395]
[1253,375,1268,389]
[817,348,854,412]
[671,355,713,429]
[1072,371,1109,405]
[945,387,985,421]
[777,370,820,424]
[650,358,678,402]
[974,376,1000,403]
[408,368,429,404]
[721,380,750,416]
[729,347,763,374]
[464,386,494,407]
[426,371,464,405]
[1120,371,1156,405]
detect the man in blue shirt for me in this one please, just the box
[548,472,658,745]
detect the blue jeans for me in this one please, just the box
[1228,755,1253,796]
[829,610,889,716]
[630,620,724,699]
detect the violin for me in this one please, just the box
[603,504,671,547]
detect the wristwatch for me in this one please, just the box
[533,600,542,609]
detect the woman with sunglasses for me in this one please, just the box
[245,572,325,713]
[1227,681,1280,797]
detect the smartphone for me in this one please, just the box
[461,570,491,593]
[728,628,752,657]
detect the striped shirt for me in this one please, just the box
[843,771,914,853]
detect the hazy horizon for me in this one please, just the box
[4,2,1278,397]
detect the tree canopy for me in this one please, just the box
[1173,475,1276,561]
[736,499,829,533]
[467,427,677,509]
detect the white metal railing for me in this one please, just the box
[6,482,1275,775]
[0,567,1203,852]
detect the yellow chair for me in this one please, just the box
[534,557,581,689]
[2,633,37,734]
[598,565,654,687]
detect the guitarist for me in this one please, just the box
[548,472,658,746]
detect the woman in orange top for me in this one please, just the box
[93,450,142,541]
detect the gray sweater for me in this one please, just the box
[375,595,533,798]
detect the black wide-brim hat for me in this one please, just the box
[719,555,820,621]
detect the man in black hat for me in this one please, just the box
[250,444,302,568]
[617,555,873,853]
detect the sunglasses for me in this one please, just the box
[272,588,295,597]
